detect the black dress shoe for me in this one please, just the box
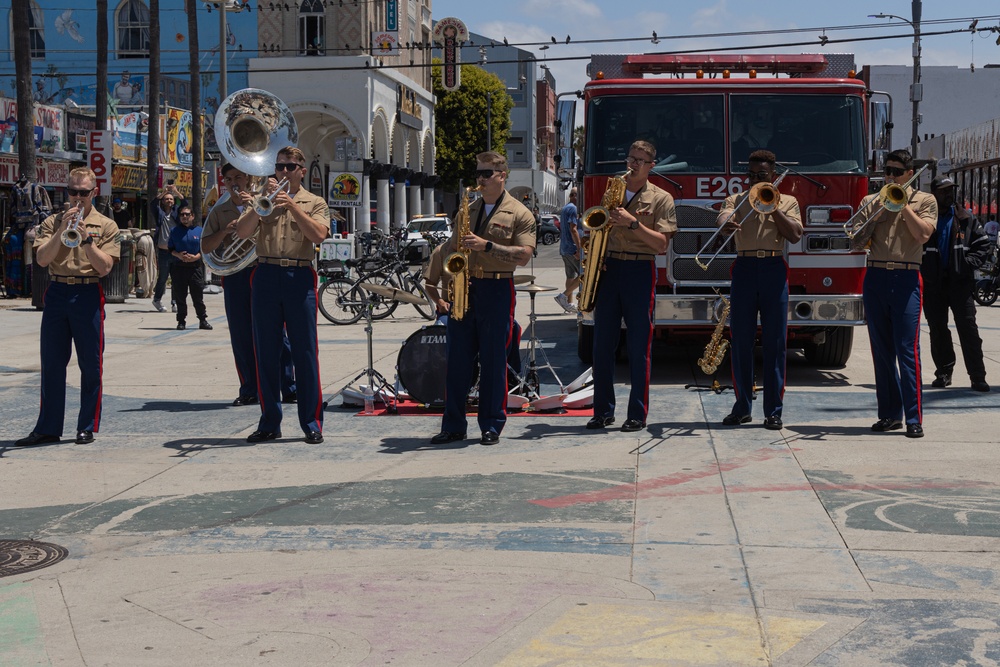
[430,431,466,444]
[871,418,903,432]
[246,429,281,443]
[177,321,186,330]
[621,419,645,432]
[14,432,60,447]
[763,416,783,430]
[722,413,752,426]
[480,430,500,445]
[282,392,298,404]
[972,380,991,392]
[586,416,615,429]
[905,423,924,438]
[304,430,323,444]
[199,319,213,330]
[232,395,259,406]
[75,430,94,444]
[931,374,952,388]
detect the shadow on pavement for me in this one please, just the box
[120,400,234,413]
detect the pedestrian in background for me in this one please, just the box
[921,176,990,392]
[151,183,185,313]
[167,205,212,331]
[555,188,583,313]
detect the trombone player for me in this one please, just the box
[717,150,802,430]
[855,149,936,438]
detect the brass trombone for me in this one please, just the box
[843,164,929,248]
[695,171,787,271]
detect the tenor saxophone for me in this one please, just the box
[697,292,731,375]
[577,169,631,312]
[445,185,479,320]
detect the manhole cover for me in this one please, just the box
[0,540,68,577]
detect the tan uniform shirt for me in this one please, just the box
[863,189,937,264]
[247,187,330,261]
[464,192,536,276]
[720,191,801,253]
[203,196,244,237]
[424,243,452,291]
[606,182,677,254]
[34,209,120,277]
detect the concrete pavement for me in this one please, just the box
[2,243,1000,666]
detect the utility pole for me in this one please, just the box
[910,0,922,159]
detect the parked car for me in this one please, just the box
[405,214,452,264]
[537,215,559,245]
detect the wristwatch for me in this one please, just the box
[80,235,94,246]
[628,219,640,230]
[484,241,494,252]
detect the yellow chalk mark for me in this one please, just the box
[496,603,824,665]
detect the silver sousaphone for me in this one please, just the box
[202,88,299,275]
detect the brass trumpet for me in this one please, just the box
[844,164,928,250]
[695,171,787,271]
[61,208,86,248]
[252,178,290,217]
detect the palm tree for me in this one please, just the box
[12,0,36,181]
[186,0,202,221]
[146,0,161,228]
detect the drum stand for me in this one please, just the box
[511,285,564,399]
[334,293,398,413]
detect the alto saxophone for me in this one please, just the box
[577,169,631,312]
[445,185,479,320]
[697,292,731,375]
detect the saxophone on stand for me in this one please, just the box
[697,291,731,376]
[444,185,479,320]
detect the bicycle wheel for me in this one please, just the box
[318,278,363,325]
[395,270,435,320]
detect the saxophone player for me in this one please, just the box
[430,152,536,447]
[717,150,802,430]
[588,140,677,433]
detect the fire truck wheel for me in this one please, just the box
[804,327,854,368]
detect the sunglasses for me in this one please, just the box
[884,166,907,177]
[747,170,771,180]
[474,169,499,179]
[67,187,93,197]
[274,162,304,172]
[625,156,653,166]
[180,211,194,217]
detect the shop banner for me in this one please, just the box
[113,112,149,161]
[161,107,196,167]
[328,171,363,208]
[88,130,113,197]
[0,155,68,187]
[0,98,65,155]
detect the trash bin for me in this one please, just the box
[31,258,49,310]
[100,230,133,304]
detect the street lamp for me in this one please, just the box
[870,1,922,158]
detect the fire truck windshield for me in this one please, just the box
[585,93,866,176]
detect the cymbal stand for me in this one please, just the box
[512,288,564,399]
[333,293,398,413]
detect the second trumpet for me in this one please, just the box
[61,209,86,248]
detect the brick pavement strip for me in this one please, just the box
[2,248,1000,665]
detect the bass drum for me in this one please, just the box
[397,325,477,406]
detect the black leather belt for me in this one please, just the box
[737,250,782,258]
[607,251,655,261]
[867,260,919,271]
[472,270,513,279]
[50,275,99,285]
[257,257,312,267]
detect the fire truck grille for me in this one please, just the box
[671,232,735,255]
[672,257,735,281]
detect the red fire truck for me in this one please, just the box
[578,53,891,367]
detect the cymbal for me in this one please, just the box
[512,275,536,285]
[358,282,426,306]
[515,284,557,293]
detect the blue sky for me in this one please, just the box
[429,0,1000,96]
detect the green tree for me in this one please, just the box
[432,60,513,192]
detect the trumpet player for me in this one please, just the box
[860,150,936,437]
[16,168,120,447]
[429,152,536,447]
[717,150,802,430]
[588,140,676,434]
[235,147,330,445]
[202,163,296,407]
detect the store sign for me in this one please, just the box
[386,0,397,31]
[432,17,468,92]
[0,155,68,186]
[112,164,148,191]
[0,98,65,155]
[328,171,363,208]
[397,84,422,130]
[372,31,398,55]
[88,130,113,197]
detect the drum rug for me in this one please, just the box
[351,399,593,417]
